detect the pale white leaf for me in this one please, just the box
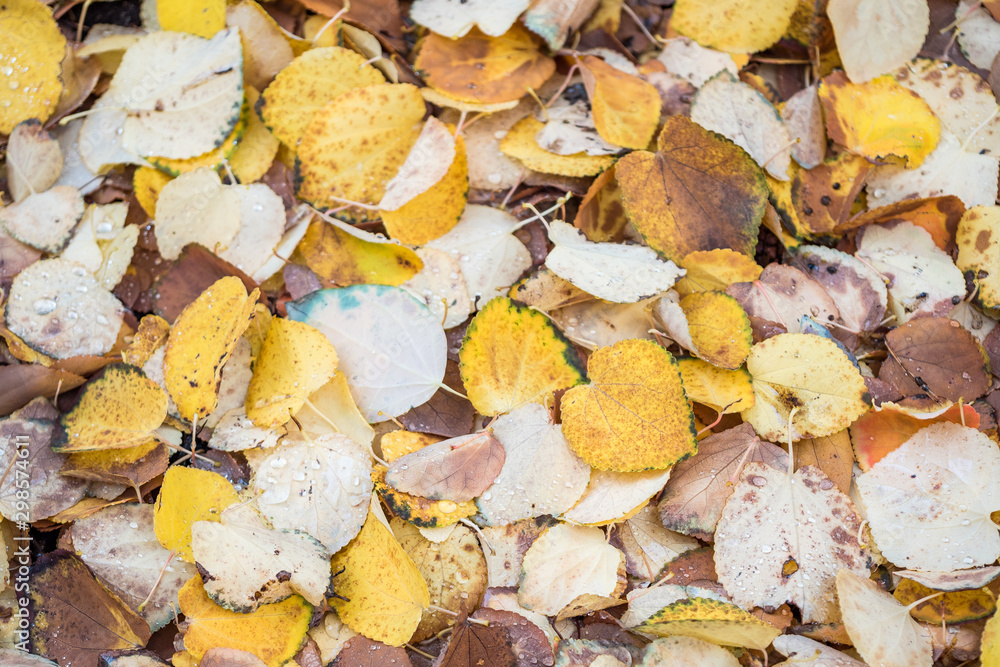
[781,84,826,169]
[0,185,84,253]
[6,120,63,202]
[827,0,929,83]
[380,117,456,211]
[153,168,241,261]
[401,247,472,330]
[655,37,739,88]
[773,635,867,666]
[410,0,531,37]
[561,469,672,526]
[615,504,699,581]
[216,184,286,277]
[955,0,1000,70]
[639,636,741,667]
[551,298,656,351]
[535,97,621,157]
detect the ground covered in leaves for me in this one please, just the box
[2,0,1000,665]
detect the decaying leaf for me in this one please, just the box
[386,431,504,502]
[637,596,782,650]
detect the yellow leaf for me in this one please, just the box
[154,466,240,562]
[675,249,763,296]
[0,0,66,133]
[230,86,280,184]
[415,25,554,105]
[680,291,753,370]
[742,333,870,442]
[982,606,1000,666]
[158,0,225,38]
[296,218,423,286]
[52,363,167,453]
[296,83,426,220]
[294,372,375,449]
[380,431,444,463]
[676,358,755,414]
[670,0,798,53]
[459,296,587,416]
[246,318,338,429]
[956,205,1000,309]
[259,47,384,148]
[893,578,996,624]
[819,72,940,167]
[637,597,782,650]
[133,167,174,218]
[381,133,470,246]
[61,441,167,494]
[561,339,697,472]
[330,509,431,646]
[616,116,767,262]
[122,314,171,367]
[373,466,476,528]
[579,55,661,150]
[164,277,259,421]
[501,116,616,177]
[179,576,312,666]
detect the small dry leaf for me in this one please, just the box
[386,431,505,502]
[6,120,63,202]
[0,186,84,254]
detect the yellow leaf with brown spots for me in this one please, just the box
[819,72,940,167]
[675,249,763,296]
[638,597,781,650]
[680,291,753,370]
[245,318,338,429]
[956,205,1000,309]
[415,24,554,105]
[296,83,425,221]
[893,578,996,624]
[671,0,798,53]
[51,363,167,453]
[121,314,171,367]
[579,55,661,150]
[561,338,697,472]
[259,47,384,148]
[373,466,476,528]
[164,277,259,421]
[330,509,430,646]
[617,116,767,262]
[296,218,423,286]
[500,116,616,177]
[0,0,66,133]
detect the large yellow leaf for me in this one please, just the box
[153,466,240,562]
[245,318,338,429]
[330,510,431,646]
[164,277,259,421]
[579,55,661,150]
[956,205,1000,309]
[296,83,425,220]
[296,218,423,286]
[259,47,384,147]
[670,0,798,53]
[819,72,940,167]
[414,25,554,105]
[617,116,767,262]
[179,576,312,667]
[561,339,697,472]
[52,363,167,452]
[459,296,587,416]
[0,0,66,133]
[158,0,225,38]
[637,597,781,650]
[742,333,870,442]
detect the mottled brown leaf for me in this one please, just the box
[386,431,505,502]
[330,635,412,667]
[438,610,517,667]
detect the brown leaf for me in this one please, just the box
[657,546,721,590]
[573,166,628,243]
[386,431,505,502]
[331,635,412,667]
[152,244,261,323]
[61,442,169,497]
[794,430,854,495]
[837,195,965,252]
[470,608,555,667]
[791,152,871,237]
[0,364,85,415]
[658,423,788,541]
[881,317,992,402]
[27,550,151,664]
[727,264,840,334]
[438,610,517,667]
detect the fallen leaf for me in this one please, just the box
[638,636,741,667]
[772,635,866,667]
[676,358,756,415]
[849,401,978,470]
[437,610,517,666]
[617,115,767,262]
[954,0,1000,70]
[500,116,616,177]
[297,217,423,287]
[893,577,995,623]
[836,569,933,667]
[5,120,63,202]
[579,55,661,150]
[794,430,854,495]
[656,291,753,369]
[330,636,413,667]
[330,510,430,646]
[726,263,840,335]
[614,503,700,581]
[387,431,505,502]
[560,468,672,526]
[152,168,241,261]
[0,0,66,133]
[158,0,225,37]
[670,0,798,52]
[154,466,240,562]
[893,566,1000,591]
[228,88,280,185]
[857,422,1000,571]
[409,0,530,38]
[674,249,763,296]
[781,84,826,170]
[61,442,168,499]
[637,596,781,650]
[827,0,929,83]
[374,465,477,528]
[957,205,1000,309]
[215,184,287,278]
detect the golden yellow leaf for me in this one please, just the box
[154,466,240,562]
[133,167,174,218]
[819,72,940,167]
[296,83,425,220]
[617,116,767,262]
[893,578,996,624]
[245,318,338,429]
[158,0,225,38]
[0,0,66,133]
[373,466,476,528]
[381,133,470,246]
[51,363,167,453]
[164,277,259,421]
[330,509,431,646]
[380,431,443,463]
[982,605,1000,665]
[415,25,554,105]
[676,358,755,414]
[675,249,763,296]
[580,55,661,150]
[230,86,280,184]
[679,292,753,370]
[500,116,616,177]
[638,597,782,650]
[296,218,423,286]
[179,576,312,666]
[459,296,587,416]
[122,314,171,367]
[742,333,870,442]
[561,339,698,472]
[956,205,1000,310]
[259,47,384,148]
[670,0,798,53]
